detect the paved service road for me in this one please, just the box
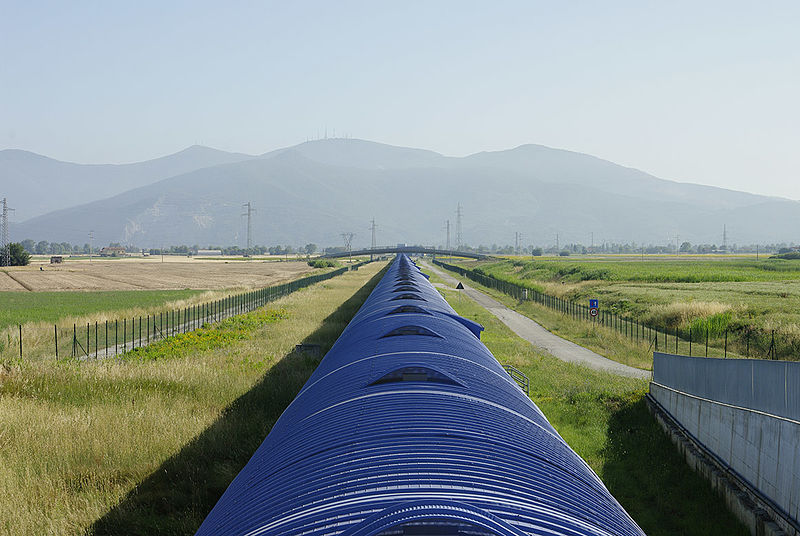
[424,261,650,380]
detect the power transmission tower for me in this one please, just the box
[241,202,256,254]
[1,198,14,267]
[445,220,451,251]
[455,203,463,250]
[722,224,727,253]
[341,232,355,263]
[369,219,377,260]
[88,230,94,263]
[515,232,520,255]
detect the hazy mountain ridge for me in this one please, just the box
[0,145,256,219]
[8,139,799,248]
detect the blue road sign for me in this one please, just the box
[589,299,599,308]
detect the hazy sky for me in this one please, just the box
[2,1,799,198]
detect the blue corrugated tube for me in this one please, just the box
[196,255,645,536]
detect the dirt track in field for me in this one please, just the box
[1,258,316,291]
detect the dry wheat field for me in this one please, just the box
[0,257,314,292]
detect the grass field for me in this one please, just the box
[456,256,800,361]
[0,261,387,536]
[0,290,202,330]
[432,282,747,535]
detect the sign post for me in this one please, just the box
[589,299,599,321]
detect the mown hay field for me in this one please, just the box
[0,257,314,292]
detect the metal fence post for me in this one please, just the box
[54,325,58,359]
[724,329,728,358]
[18,324,22,359]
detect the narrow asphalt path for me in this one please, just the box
[423,261,650,379]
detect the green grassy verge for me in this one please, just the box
[0,262,387,536]
[456,257,800,361]
[479,256,800,283]
[0,290,202,330]
[435,285,748,535]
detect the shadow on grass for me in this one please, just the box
[601,397,749,536]
[90,268,386,536]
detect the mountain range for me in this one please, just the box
[4,138,799,248]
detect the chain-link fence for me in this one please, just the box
[3,261,371,362]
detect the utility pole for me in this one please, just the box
[455,203,463,250]
[445,220,451,252]
[241,202,255,254]
[1,198,13,267]
[341,232,355,264]
[88,230,94,263]
[369,218,377,261]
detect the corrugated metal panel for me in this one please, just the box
[196,255,644,536]
[653,352,800,421]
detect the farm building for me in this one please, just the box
[196,255,643,536]
[195,249,223,256]
[49,256,63,264]
[99,247,127,257]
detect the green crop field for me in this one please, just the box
[0,290,202,330]
[483,255,800,283]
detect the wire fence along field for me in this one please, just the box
[1,262,371,362]
[433,259,798,361]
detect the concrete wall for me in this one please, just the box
[653,352,800,421]
[650,353,800,530]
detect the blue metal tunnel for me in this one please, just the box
[196,255,645,536]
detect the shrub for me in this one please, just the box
[1,243,31,266]
[307,259,339,268]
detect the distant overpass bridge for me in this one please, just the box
[322,247,491,260]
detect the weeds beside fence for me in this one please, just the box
[2,261,370,362]
[433,259,797,361]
